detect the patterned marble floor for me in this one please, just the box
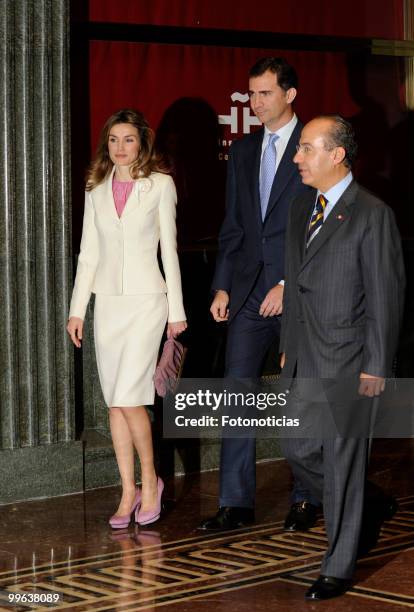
[0,441,413,611]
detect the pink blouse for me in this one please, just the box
[112,178,134,217]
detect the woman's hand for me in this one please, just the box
[167,321,187,339]
[67,316,84,348]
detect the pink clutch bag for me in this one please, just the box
[153,338,186,397]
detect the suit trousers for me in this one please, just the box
[280,381,368,579]
[219,269,317,508]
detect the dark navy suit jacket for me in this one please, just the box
[212,121,309,321]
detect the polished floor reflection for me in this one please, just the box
[0,440,413,610]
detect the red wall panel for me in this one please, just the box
[89,41,361,151]
[88,0,404,40]
[89,43,362,242]
[87,42,408,241]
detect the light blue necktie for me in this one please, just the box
[260,133,279,220]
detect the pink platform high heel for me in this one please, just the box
[109,488,141,529]
[135,477,164,526]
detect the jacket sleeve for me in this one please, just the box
[69,192,100,320]
[279,199,293,354]
[360,204,405,377]
[211,143,244,292]
[159,175,186,323]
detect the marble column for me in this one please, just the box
[404,0,414,109]
[0,0,82,504]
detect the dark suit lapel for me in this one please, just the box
[243,127,264,230]
[300,181,358,271]
[264,120,302,222]
[292,189,316,260]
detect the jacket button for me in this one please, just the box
[298,286,305,293]
[262,237,266,244]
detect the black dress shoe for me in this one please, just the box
[283,501,318,531]
[305,575,351,600]
[198,506,255,531]
[358,495,398,556]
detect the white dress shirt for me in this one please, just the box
[260,113,298,172]
[260,114,298,286]
[308,172,353,244]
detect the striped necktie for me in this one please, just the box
[307,194,327,246]
[260,133,279,220]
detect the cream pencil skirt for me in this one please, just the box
[94,293,168,407]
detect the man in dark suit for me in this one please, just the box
[280,115,405,600]
[199,57,318,531]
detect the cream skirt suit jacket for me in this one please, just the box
[69,168,186,407]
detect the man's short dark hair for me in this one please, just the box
[249,57,298,91]
[319,114,358,168]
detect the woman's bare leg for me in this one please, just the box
[120,406,158,511]
[109,407,137,516]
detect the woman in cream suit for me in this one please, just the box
[67,109,187,528]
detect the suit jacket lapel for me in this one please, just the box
[121,182,140,218]
[104,166,120,222]
[300,181,358,271]
[264,120,302,222]
[292,189,316,261]
[100,166,140,220]
[244,127,264,230]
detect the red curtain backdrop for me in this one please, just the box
[88,0,403,40]
[89,42,363,150]
[87,41,408,241]
[89,43,362,242]
[70,1,412,241]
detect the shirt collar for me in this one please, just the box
[264,113,298,142]
[318,172,353,206]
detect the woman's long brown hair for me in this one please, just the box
[86,109,169,191]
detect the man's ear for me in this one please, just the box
[333,146,346,165]
[286,88,297,104]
